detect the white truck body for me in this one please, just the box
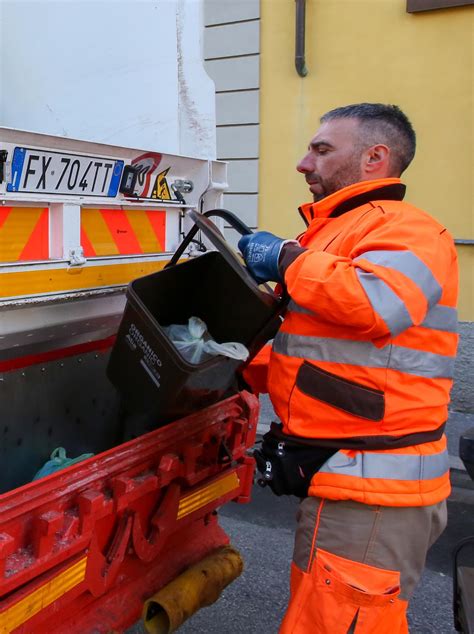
[0,0,216,159]
[0,0,228,492]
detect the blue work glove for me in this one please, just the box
[238,231,288,284]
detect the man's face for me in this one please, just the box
[297,118,365,202]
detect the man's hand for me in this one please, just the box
[238,231,288,283]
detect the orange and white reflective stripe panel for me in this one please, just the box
[0,207,49,262]
[81,208,166,256]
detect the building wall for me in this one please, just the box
[259,0,473,317]
[258,0,473,411]
[204,0,261,247]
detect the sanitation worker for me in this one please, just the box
[238,103,458,634]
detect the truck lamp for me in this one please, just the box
[171,180,193,204]
[172,179,193,194]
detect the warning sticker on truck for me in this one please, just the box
[7,147,124,197]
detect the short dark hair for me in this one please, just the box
[320,103,416,175]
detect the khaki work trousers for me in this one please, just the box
[279,497,447,634]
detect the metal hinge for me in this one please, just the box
[68,246,86,267]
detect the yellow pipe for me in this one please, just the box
[142,546,243,634]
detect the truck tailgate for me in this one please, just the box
[0,392,257,634]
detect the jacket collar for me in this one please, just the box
[298,178,406,226]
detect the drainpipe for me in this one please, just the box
[295,0,308,77]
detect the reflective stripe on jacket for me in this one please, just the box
[247,178,458,506]
[309,437,451,507]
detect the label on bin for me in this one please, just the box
[126,323,162,387]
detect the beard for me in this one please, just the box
[310,156,364,202]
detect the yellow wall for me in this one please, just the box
[259,0,473,319]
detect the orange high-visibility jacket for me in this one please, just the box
[246,178,459,506]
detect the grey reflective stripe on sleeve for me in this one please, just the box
[421,305,458,333]
[273,332,455,379]
[318,449,449,481]
[288,299,458,335]
[287,300,315,316]
[356,269,413,336]
[355,250,442,307]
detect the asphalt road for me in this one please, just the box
[130,470,474,634]
[129,400,474,633]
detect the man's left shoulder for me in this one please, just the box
[380,199,448,234]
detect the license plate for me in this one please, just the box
[7,147,124,197]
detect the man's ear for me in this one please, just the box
[364,144,390,175]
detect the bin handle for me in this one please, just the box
[167,209,251,268]
[166,209,284,304]
[204,208,254,236]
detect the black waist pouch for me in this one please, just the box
[253,425,337,498]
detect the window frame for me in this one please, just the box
[407,0,474,11]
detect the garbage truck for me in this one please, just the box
[0,2,264,631]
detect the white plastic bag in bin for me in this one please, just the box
[163,317,249,365]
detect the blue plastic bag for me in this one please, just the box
[33,447,94,480]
